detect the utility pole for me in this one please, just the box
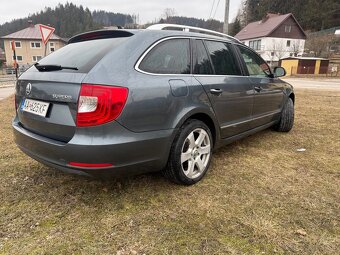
[223,0,230,34]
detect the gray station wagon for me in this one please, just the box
[13,24,295,185]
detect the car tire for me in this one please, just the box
[274,97,294,132]
[163,119,213,185]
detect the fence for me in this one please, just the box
[0,66,28,76]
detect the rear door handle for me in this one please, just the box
[254,86,262,92]
[210,88,223,96]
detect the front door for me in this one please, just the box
[236,45,284,128]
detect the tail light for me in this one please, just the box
[76,84,128,127]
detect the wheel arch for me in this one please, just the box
[175,109,220,148]
[289,92,295,104]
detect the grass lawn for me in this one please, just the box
[0,89,339,255]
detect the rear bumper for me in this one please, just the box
[13,118,176,177]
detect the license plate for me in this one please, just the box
[21,99,50,117]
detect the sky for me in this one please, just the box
[0,0,242,25]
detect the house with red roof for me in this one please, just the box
[1,21,66,67]
[235,13,307,66]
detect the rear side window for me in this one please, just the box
[205,41,241,75]
[193,40,213,75]
[139,39,190,74]
[37,38,129,73]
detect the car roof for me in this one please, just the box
[68,28,239,44]
[139,29,238,43]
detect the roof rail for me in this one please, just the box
[147,23,240,42]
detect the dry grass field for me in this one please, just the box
[0,88,339,255]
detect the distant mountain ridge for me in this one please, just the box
[0,3,227,39]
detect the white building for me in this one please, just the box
[235,13,307,66]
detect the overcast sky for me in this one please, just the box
[0,0,242,25]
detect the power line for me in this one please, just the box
[208,0,216,20]
[212,0,221,20]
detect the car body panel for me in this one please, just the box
[248,76,284,128]
[13,116,176,176]
[194,75,254,138]
[15,72,86,142]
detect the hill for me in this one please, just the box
[243,0,339,31]
[159,16,224,33]
[0,3,133,40]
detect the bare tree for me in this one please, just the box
[163,8,176,20]
[305,34,334,58]
[291,41,301,57]
[269,40,286,60]
[264,40,287,67]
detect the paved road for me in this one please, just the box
[282,78,340,91]
[0,87,15,101]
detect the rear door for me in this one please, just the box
[193,39,254,138]
[236,45,284,128]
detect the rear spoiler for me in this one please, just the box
[68,29,135,44]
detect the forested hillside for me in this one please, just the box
[0,0,338,41]
[159,16,224,33]
[242,0,339,31]
[0,3,133,39]
[92,10,134,27]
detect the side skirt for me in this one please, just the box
[215,120,278,149]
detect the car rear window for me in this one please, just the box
[139,39,190,74]
[36,38,129,73]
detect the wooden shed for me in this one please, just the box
[279,57,329,76]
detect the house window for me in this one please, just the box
[287,40,291,47]
[249,39,261,50]
[32,56,42,62]
[271,52,275,57]
[285,25,292,33]
[49,42,55,52]
[16,56,23,62]
[10,41,21,48]
[30,42,41,48]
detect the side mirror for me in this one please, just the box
[273,67,286,78]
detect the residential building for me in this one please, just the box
[0,47,5,65]
[235,13,307,66]
[1,22,66,67]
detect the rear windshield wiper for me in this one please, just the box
[34,63,78,72]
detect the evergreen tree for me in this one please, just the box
[230,17,242,36]
[0,3,134,40]
[242,0,339,31]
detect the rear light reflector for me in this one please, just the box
[69,162,113,168]
[76,84,128,127]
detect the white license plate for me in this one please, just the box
[21,99,50,117]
